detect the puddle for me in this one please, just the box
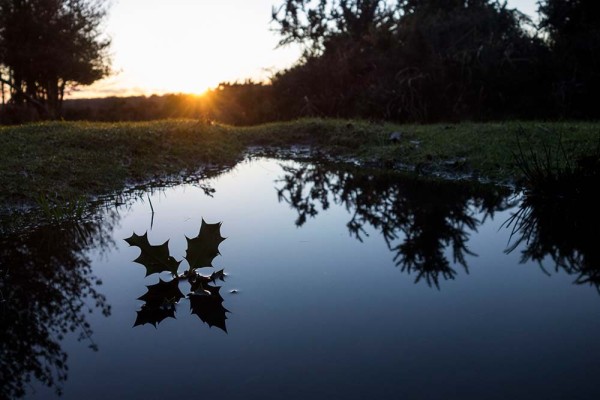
[1,157,599,400]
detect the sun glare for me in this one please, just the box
[69,0,300,99]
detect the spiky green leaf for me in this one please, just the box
[138,278,184,306]
[185,219,226,270]
[124,232,180,276]
[189,285,229,332]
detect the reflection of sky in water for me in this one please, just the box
[27,158,600,400]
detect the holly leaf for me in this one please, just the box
[185,219,226,271]
[187,269,227,294]
[125,232,180,276]
[138,278,184,307]
[134,304,176,327]
[188,273,212,294]
[189,285,229,332]
[210,269,226,282]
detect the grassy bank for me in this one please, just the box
[1,118,599,210]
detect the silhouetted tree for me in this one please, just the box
[392,0,548,120]
[272,0,398,54]
[538,0,600,117]
[0,0,111,119]
[271,0,548,121]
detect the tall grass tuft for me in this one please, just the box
[36,193,88,223]
[504,131,600,287]
[513,130,600,196]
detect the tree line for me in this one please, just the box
[268,0,600,122]
[1,0,599,124]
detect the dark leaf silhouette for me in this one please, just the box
[134,279,184,327]
[189,285,229,332]
[124,232,180,276]
[138,278,184,307]
[134,304,176,328]
[210,269,226,282]
[185,219,226,270]
[186,269,226,295]
[188,273,212,294]
[126,220,231,332]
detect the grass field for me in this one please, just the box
[1,118,598,212]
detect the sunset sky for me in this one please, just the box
[69,0,538,99]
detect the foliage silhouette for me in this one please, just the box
[0,215,116,398]
[504,149,600,290]
[190,285,229,333]
[134,279,185,327]
[276,162,512,287]
[272,0,398,54]
[1,1,599,124]
[270,0,550,121]
[125,219,229,332]
[538,0,600,117]
[185,220,226,270]
[0,0,111,119]
[124,232,181,276]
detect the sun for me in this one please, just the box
[109,2,226,95]
[135,48,222,95]
[68,0,301,98]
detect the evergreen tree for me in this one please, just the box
[0,0,111,118]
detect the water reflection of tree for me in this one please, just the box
[0,214,117,398]
[277,163,512,287]
[505,178,600,290]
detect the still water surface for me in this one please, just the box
[2,157,599,399]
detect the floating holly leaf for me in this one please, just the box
[133,279,184,327]
[124,232,180,276]
[138,278,184,307]
[186,268,226,294]
[188,273,212,294]
[126,219,232,332]
[185,219,226,271]
[210,269,226,282]
[189,285,229,332]
[134,304,176,327]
